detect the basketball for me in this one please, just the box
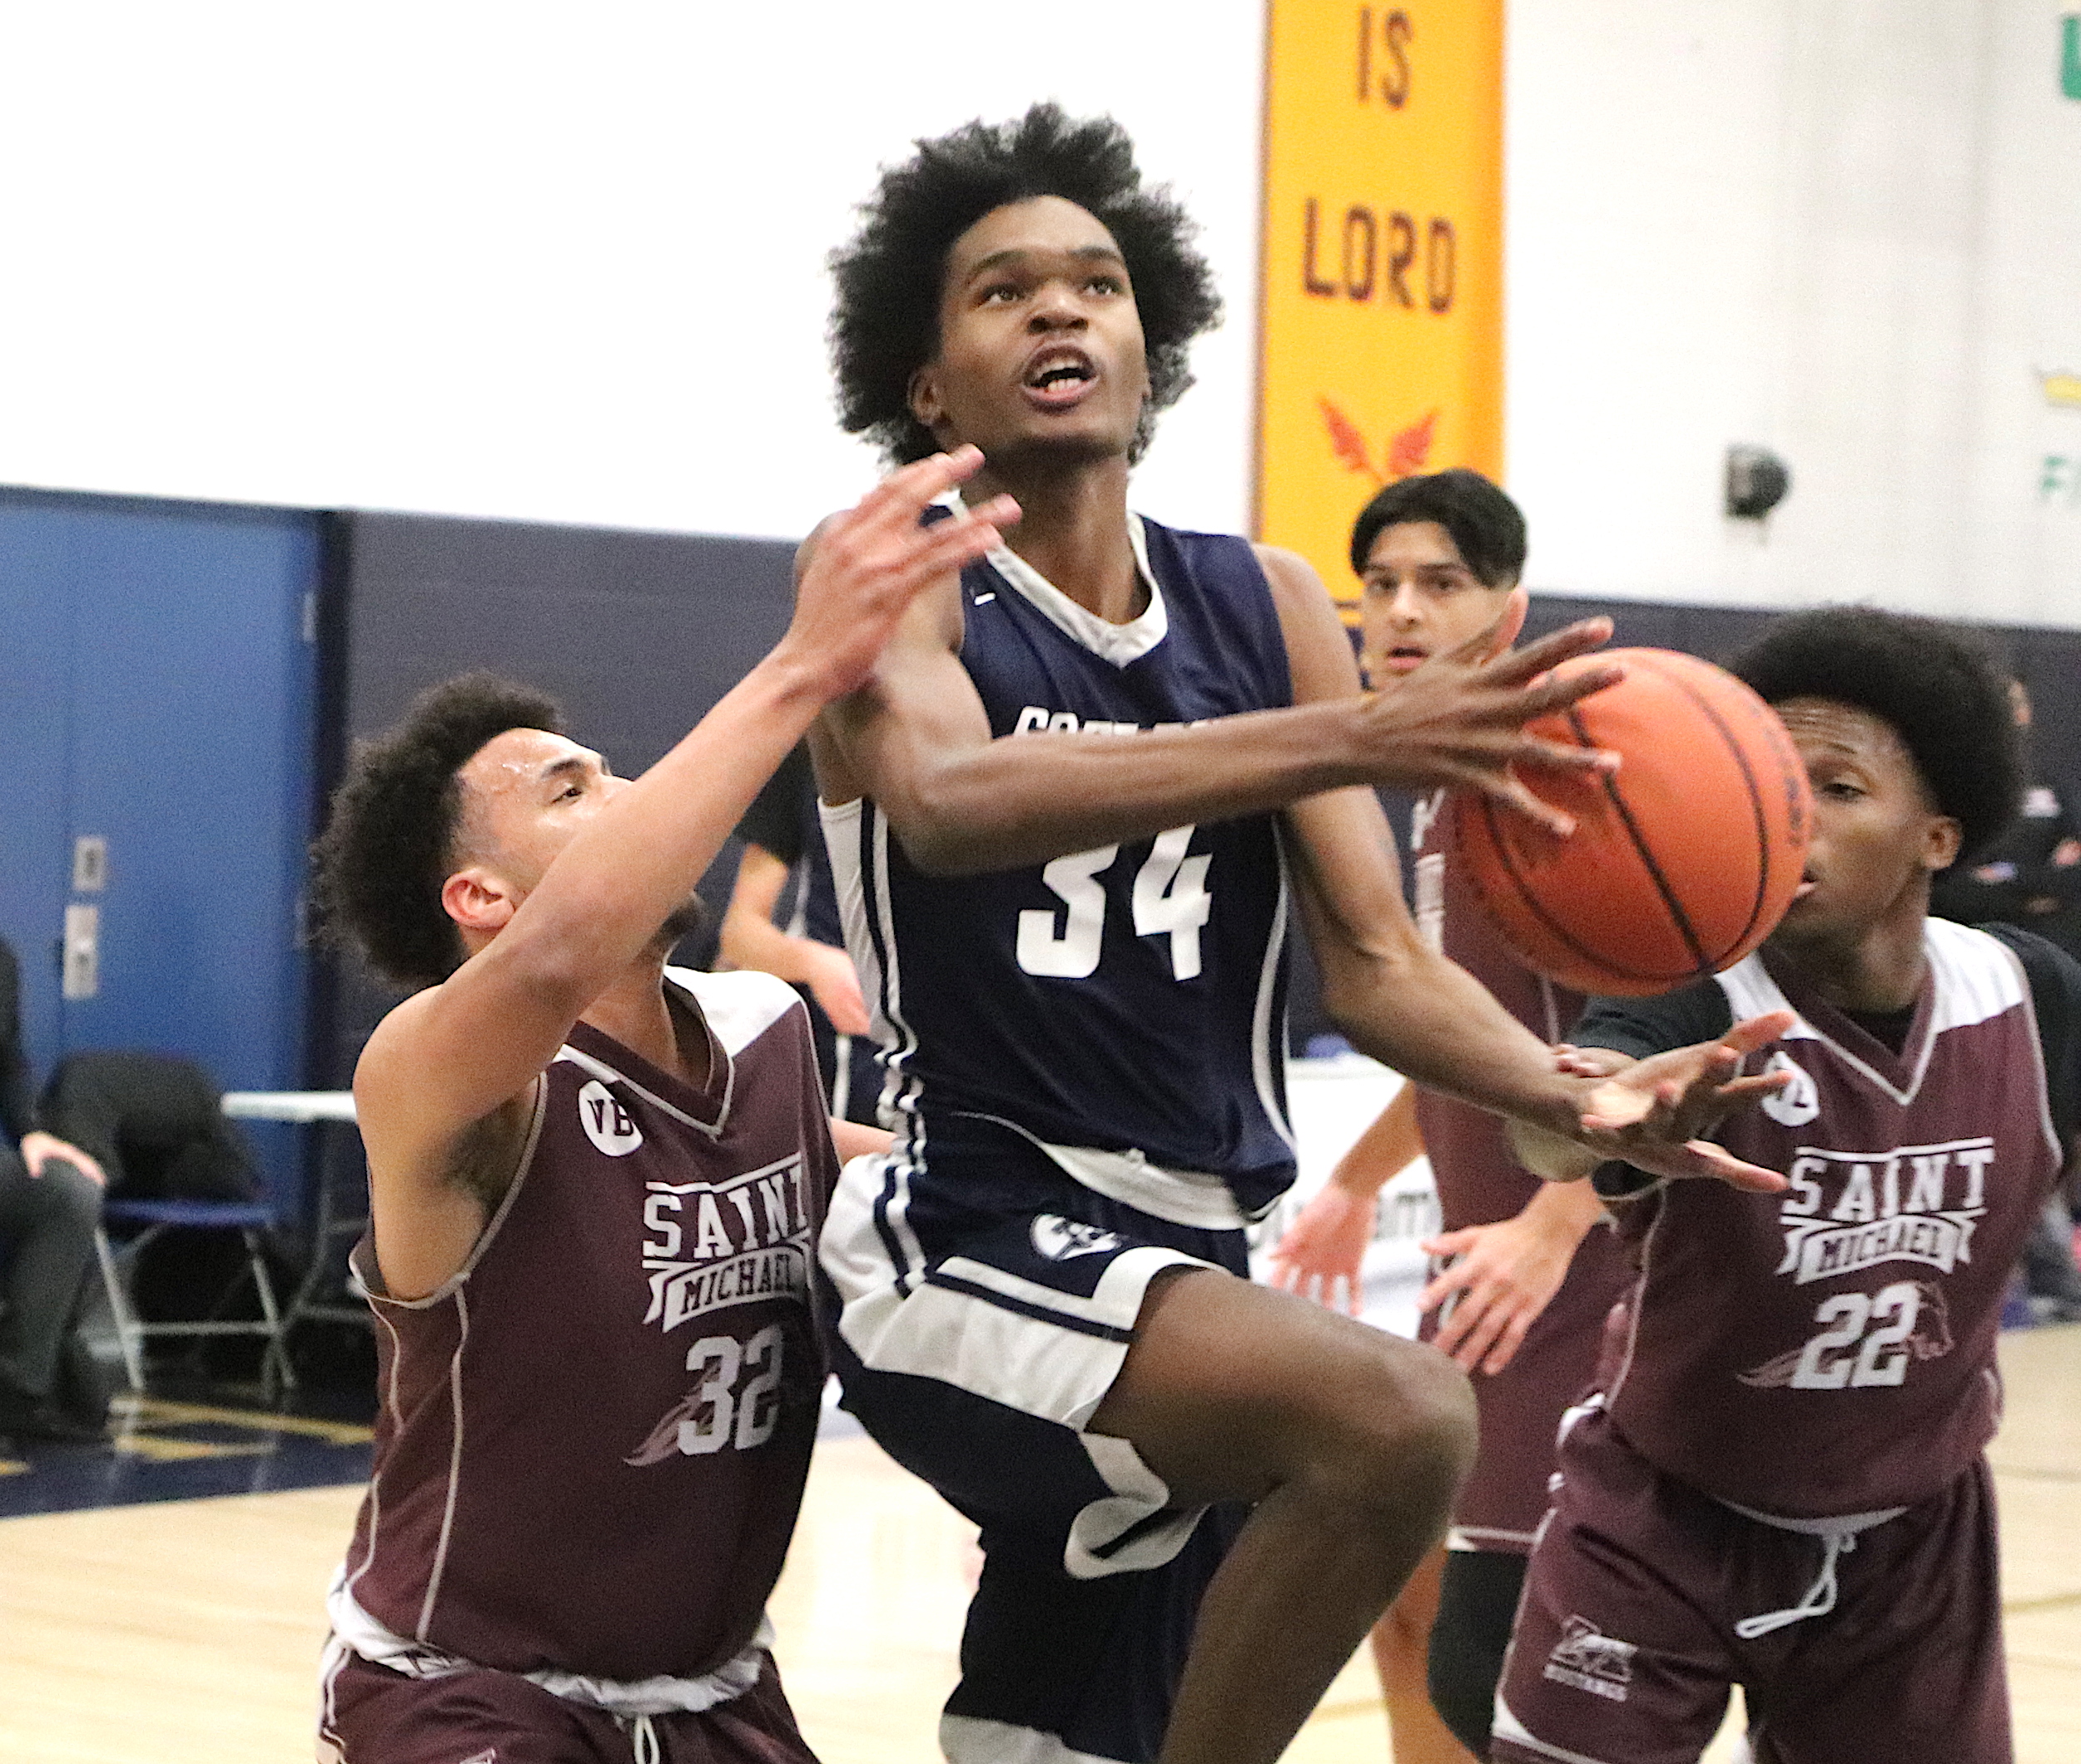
[1449,648,1813,997]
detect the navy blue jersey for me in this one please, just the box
[822,514,1298,1217]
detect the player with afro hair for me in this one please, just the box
[829,102,1220,465]
[1731,604,2022,865]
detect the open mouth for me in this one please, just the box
[1791,875,1819,900]
[1022,347,1097,407]
[1378,645,1429,673]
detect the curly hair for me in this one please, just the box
[830,103,1223,465]
[312,673,565,992]
[1729,607,2020,863]
[1348,469,1527,585]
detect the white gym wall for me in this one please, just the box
[0,2,2074,621]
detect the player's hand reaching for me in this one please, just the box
[1354,589,1626,837]
[782,446,1020,704]
[1419,1210,1578,1374]
[1567,1010,1796,1191]
[802,942,872,1037]
[1266,1185,1375,1317]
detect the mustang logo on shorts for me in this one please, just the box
[1031,1215,1125,1262]
[1542,1615,1636,1702]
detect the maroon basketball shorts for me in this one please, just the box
[319,1649,818,1764]
[1492,1403,2009,1764]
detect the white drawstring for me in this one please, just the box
[1723,1501,1908,1641]
[621,1712,662,1764]
[1733,1528,1854,1639]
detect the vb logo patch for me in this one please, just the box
[1542,1615,1636,1703]
[1759,1050,1820,1127]
[1031,1215,1125,1262]
[579,1080,643,1156]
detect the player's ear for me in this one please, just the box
[907,365,946,433]
[442,866,519,936]
[1922,816,1964,873]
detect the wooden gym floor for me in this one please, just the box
[0,1324,2076,1762]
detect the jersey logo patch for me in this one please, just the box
[1031,1215,1125,1262]
[641,1156,812,1332]
[579,1080,643,1156]
[1775,1139,1990,1284]
[1759,1051,1820,1126]
[1542,1616,1636,1702]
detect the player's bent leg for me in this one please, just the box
[1088,1266,1478,1764]
[1489,1409,1735,1764]
[1369,1546,1479,1764]
[1426,1548,1527,1759]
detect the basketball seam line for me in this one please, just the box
[1642,654,1779,952]
[1565,702,1713,976]
[1467,791,1691,986]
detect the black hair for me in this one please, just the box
[312,672,565,991]
[1348,468,1527,585]
[829,102,1223,465]
[1729,607,2020,863]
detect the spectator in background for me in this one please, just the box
[0,936,111,1445]
[1931,679,2081,959]
[1931,678,2081,1321]
[720,743,882,1125]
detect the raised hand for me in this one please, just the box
[1354,589,1627,835]
[1418,1211,1577,1374]
[1266,1185,1375,1317]
[1572,1011,1796,1191]
[782,447,1020,703]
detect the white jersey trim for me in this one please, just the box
[325,1569,772,1717]
[966,503,1168,670]
[955,1111,1250,1231]
[1491,1697,1625,1764]
[667,966,802,1059]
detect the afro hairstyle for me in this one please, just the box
[1728,606,2020,864]
[829,102,1222,465]
[312,672,565,992]
[1348,468,1527,585]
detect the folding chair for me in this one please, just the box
[94,1198,296,1395]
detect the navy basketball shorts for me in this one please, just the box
[1492,1401,2009,1764]
[818,1137,1254,1764]
[318,1648,817,1764]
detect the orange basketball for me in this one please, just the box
[1449,648,1812,997]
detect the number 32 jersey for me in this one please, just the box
[1575,920,2081,1518]
[821,515,1297,1217]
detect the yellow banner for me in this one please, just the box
[1255,1,1505,619]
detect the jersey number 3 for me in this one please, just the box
[1016,827,1212,981]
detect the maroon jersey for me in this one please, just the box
[1580,921,2069,1518]
[340,969,836,1684]
[1408,790,1632,1549]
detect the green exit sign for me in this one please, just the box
[2066,16,2081,100]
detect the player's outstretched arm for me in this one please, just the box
[810,533,1626,877]
[1272,564,1790,1195]
[355,450,1015,1290]
[1268,1082,1423,1316]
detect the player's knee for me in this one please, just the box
[1302,1337,1475,1517]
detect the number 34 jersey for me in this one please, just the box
[1574,920,2081,1519]
[822,515,1298,1218]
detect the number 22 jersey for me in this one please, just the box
[1574,920,2081,1518]
[821,514,1297,1219]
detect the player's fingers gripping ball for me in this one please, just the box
[1452,648,1811,996]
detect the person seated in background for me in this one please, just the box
[720,742,882,1127]
[40,1050,259,1204]
[0,935,111,1446]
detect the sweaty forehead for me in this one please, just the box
[457,727,588,800]
[946,196,1124,284]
